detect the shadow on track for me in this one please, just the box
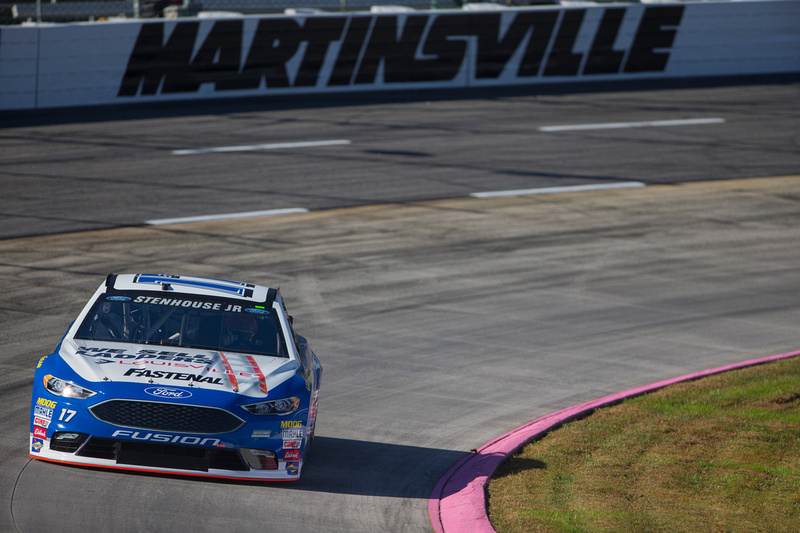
[27,436,467,499]
[2,73,797,129]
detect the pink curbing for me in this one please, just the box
[428,350,800,533]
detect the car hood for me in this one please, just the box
[60,339,296,398]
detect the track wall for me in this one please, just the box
[1,0,798,110]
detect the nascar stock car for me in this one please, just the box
[30,274,321,481]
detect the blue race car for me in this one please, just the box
[30,274,321,481]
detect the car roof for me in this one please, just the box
[105,274,276,304]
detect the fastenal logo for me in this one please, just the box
[144,387,193,399]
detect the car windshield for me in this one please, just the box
[74,293,288,357]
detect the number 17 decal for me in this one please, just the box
[59,408,76,422]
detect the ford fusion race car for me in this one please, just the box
[30,274,321,481]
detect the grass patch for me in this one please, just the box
[488,356,800,532]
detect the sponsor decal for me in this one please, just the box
[283,439,301,449]
[77,347,212,365]
[37,356,47,368]
[79,349,262,378]
[36,397,57,409]
[281,420,303,429]
[309,391,318,426]
[285,461,300,475]
[144,386,193,399]
[34,417,51,428]
[106,296,132,301]
[118,6,684,98]
[245,308,270,315]
[284,450,300,460]
[33,426,47,439]
[34,405,53,420]
[282,428,303,440]
[123,368,224,385]
[251,430,271,438]
[111,430,222,446]
[31,438,44,453]
[94,360,208,369]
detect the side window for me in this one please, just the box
[77,300,141,342]
[77,301,124,341]
[296,337,309,374]
[251,314,287,356]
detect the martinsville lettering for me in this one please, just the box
[118,6,683,97]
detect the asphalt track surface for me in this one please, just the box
[2,78,800,239]
[1,80,800,532]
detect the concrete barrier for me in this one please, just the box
[1,0,799,110]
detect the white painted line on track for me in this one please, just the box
[538,118,725,132]
[146,183,644,225]
[172,139,351,155]
[470,181,646,199]
[145,208,310,226]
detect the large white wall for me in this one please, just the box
[1,0,798,110]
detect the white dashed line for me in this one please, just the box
[538,118,725,132]
[147,183,647,225]
[172,139,351,155]
[470,181,646,199]
[145,208,310,226]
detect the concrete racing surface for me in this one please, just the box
[1,82,799,532]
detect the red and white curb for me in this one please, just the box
[428,349,800,533]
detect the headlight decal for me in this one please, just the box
[43,375,98,399]
[240,397,300,416]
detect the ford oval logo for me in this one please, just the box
[144,387,192,399]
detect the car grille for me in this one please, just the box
[77,437,249,472]
[88,400,244,434]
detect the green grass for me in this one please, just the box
[487,356,800,532]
